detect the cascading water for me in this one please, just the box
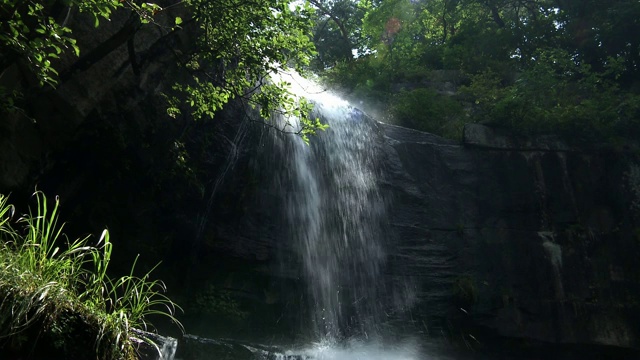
[276,72,420,358]
[286,83,386,340]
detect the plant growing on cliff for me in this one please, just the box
[0,192,182,359]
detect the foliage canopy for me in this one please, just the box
[311,0,640,142]
[0,0,326,140]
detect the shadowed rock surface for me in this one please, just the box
[379,122,640,349]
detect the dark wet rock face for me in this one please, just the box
[186,119,640,351]
[379,123,640,349]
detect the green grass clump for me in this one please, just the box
[0,191,183,359]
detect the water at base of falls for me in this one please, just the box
[176,333,640,360]
[178,334,464,360]
[275,339,425,360]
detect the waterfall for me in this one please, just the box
[279,72,389,342]
[173,73,433,359]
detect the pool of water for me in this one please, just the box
[175,335,466,360]
[172,333,640,360]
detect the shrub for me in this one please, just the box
[389,88,465,140]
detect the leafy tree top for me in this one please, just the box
[0,0,327,140]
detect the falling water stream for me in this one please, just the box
[252,71,424,359]
[286,74,387,341]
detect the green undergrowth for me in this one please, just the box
[0,192,183,359]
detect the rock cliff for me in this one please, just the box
[381,122,640,349]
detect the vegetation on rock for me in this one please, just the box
[0,192,182,359]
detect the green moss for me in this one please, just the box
[191,284,248,319]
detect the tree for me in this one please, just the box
[312,0,640,141]
[308,0,368,69]
[0,0,327,140]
